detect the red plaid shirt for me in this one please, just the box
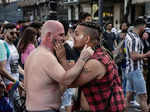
[79,48,126,112]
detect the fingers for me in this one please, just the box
[54,41,64,50]
[80,46,94,62]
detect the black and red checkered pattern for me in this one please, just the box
[80,48,126,112]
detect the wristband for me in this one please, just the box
[7,80,19,93]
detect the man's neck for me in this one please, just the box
[133,28,140,36]
[106,30,111,33]
[40,43,54,53]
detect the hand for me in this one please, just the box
[79,45,94,62]
[0,79,6,96]
[54,41,66,61]
[19,81,24,91]
[146,51,150,57]
[131,52,138,60]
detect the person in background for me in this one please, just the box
[117,21,129,43]
[0,23,24,112]
[29,22,43,46]
[142,26,150,107]
[103,22,117,53]
[79,12,92,23]
[114,22,129,96]
[17,27,37,68]
[125,17,150,112]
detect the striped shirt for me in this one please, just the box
[124,32,144,74]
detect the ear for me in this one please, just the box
[45,32,51,41]
[85,35,90,44]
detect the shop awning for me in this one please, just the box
[132,0,150,4]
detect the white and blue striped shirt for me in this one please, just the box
[124,32,144,74]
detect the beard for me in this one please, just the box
[6,36,16,44]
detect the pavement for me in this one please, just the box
[128,106,142,112]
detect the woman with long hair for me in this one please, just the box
[17,27,37,67]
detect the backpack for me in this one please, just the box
[3,42,10,60]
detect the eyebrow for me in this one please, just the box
[59,33,65,36]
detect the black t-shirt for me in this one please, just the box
[64,43,80,62]
[103,32,116,52]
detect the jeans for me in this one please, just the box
[28,110,59,112]
[122,68,127,96]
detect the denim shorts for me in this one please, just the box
[126,69,147,95]
[61,88,75,107]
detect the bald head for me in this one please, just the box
[41,20,64,39]
[40,20,65,52]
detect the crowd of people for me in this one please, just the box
[0,12,150,112]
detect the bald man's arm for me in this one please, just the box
[69,59,106,88]
[46,54,86,86]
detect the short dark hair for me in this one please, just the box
[134,17,146,26]
[30,22,42,29]
[4,23,16,30]
[79,22,102,41]
[105,22,112,29]
[79,12,91,22]
[120,21,129,28]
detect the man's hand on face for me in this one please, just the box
[79,45,94,62]
[54,41,66,61]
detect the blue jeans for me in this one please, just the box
[28,110,59,112]
[9,89,20,112]
[126,69,147,95]
[122,68,127,96]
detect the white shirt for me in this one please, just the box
[4,42,19,85]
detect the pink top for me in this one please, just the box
[21,43,35,64]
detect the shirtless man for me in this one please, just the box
[24,20,94,112]
[56,22,126,112]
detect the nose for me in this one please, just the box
[14,33,17,38]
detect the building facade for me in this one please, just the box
[125,0,150,24]
[64,0,124,29]
[18,0,67,22]
[0,0,23,23]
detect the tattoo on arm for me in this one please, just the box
[82,67,89,73]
